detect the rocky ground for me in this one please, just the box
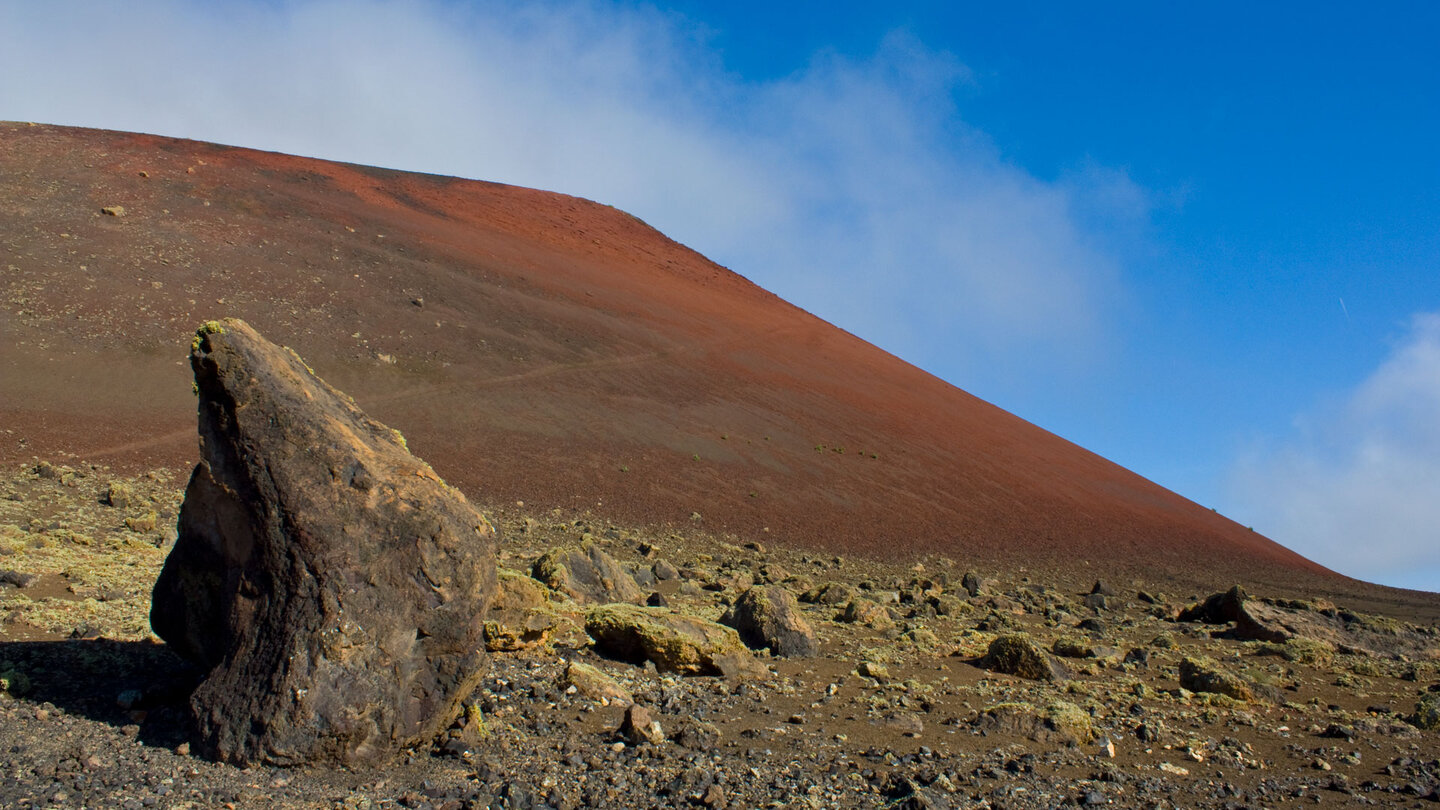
[2,459,1439,809]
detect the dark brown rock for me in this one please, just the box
[977,634,1070,682]
[719,585,819,657]
[150,320,497,767]
[1178,585,1291,643]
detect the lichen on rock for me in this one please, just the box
[150,319,498,767]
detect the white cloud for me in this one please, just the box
[0,0,1139,385]
[1228,313,1440,591]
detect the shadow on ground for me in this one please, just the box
[0,638,202,748]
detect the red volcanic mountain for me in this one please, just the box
[0,124,1410,605]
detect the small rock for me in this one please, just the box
[585,604,752,675]
[800,581,856,605]
[532,542,645,605]
[857,661,890,681]
[838,598,895,630]
[978,634,1070,682]
[618,704,664,745]
[101,205,126,217]
[0,570,38,589]
[561,661,632,705]
[961,571,988,597]
[719,585,819,657]
[1179,656,1254,701]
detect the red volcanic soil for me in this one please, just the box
[0,123,1430,612]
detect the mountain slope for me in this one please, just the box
[0,123,1418,607]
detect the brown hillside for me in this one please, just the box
[0,123,1429,613]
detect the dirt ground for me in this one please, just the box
[2,460,1437,808]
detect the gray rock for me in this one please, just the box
[533,542,645,605]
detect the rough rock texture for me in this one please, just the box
[532,542,645,605]
[1411,691,1440,731]
[1179,656,1255,701]
[978,634,1070,682]
[562,661,632,705]
[150,320,498,767]
[839,598,897,631]
[719,586,819,657]
[1178,585,1291,643]
[800,582,856,606]
[975,700,1095,745]
[584,604,753,675]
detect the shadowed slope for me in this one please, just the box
[1,123,1427,610]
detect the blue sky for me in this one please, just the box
[3,1,1438,590]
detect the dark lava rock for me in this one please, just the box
[977,634,1070,682]
[719,585,819,657]
[0,570,38,589]
[1178,585,1290,643]
[150,320,498,766]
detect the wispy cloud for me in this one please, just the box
[0,0,1145,390]
[1228,313,1440,591]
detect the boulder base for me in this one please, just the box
[151,320,497,766]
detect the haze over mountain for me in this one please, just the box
[2,123,1432,614]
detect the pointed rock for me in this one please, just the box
[1178,585,1291,643]
[720,585,819,657]
[150,320,497,766]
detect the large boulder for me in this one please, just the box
[719,586,819,657]
[532,542,645,605]
[150,320,497,767]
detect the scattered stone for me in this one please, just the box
[961,571,986,597]
[531,541,645,605]
[149,320,498,767]
[101,205,126,217]
[585,604,752,675]
[857,661,891,681]
[1090,580,1114,596]
[0,570,38,589]
[1178,656,1255,701]
[652,559,679,581]
[838,598,895,630]
[672,719,721,751]
[1412,692,1440,731]
[483,613,556,651]
[102,482,135,508]
[618,704,664,745]
[881,713,924,736]
[978,634,1070,682]
[974,700,1094,745]
[719,585,818,657]
[123,511,158,532]
[561,661,632,705]
[800,581,856,605]
[1178,585,1290,642]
